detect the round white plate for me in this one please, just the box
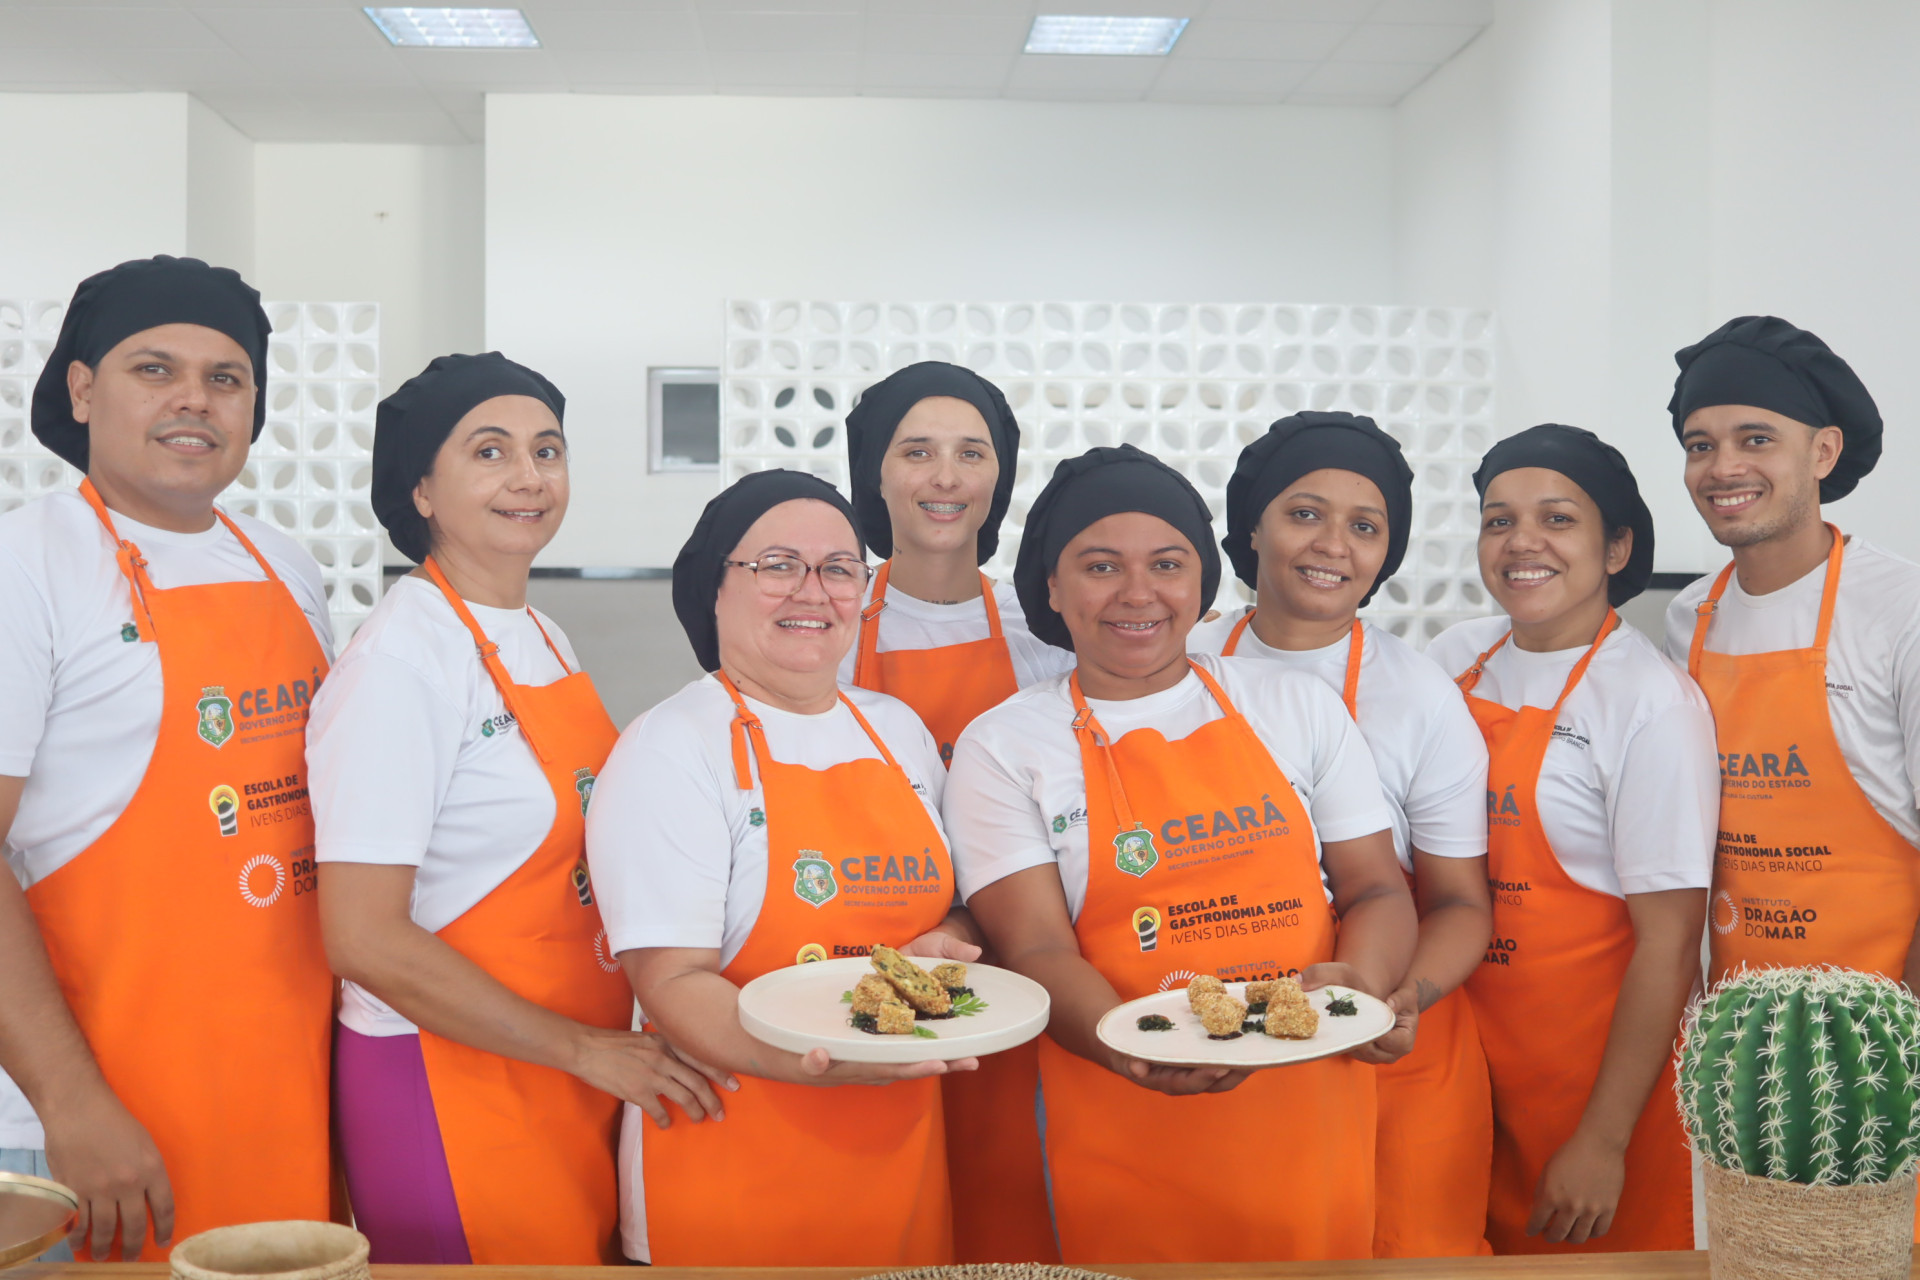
[1096,982,1394,1068]
[738,956,1050,1063]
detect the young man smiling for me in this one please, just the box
[1663,316,1920,987]
[0,257,334,1259]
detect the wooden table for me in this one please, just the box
[13,1257,1911,1279]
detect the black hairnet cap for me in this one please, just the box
[372,352,566,563]
[1473,424,1655,607]
[1222,411,1413,607]
[31,255,272,471]
[1669,315,1881,502]
[671,469,862,672]
[843,361,1021,562]
[1014,443,1220,652]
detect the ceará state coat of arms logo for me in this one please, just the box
[792,853,837,908]
[1114,826,1159,878]
[573,767,596,815]
[196,687,235,748]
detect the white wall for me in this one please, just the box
[187,98,256,280]
[0,94,188,299]
[252,143,485,399]
[487,95,1397,569]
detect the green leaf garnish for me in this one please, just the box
[911,1025,939,1039]
[950,992,989,1017]
[840,990,853,1003]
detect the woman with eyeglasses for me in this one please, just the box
[585,469,982,1267]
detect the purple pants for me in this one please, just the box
[333,1026,472,1264]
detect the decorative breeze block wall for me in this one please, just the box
[0,299,383,640]
[722,300,1497,646]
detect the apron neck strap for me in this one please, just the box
[1221,610,1360,719]
[1071,660,1222,836]
[1222,607,1254,656]
[715,669,906,792]
[78,477,280,642]
[853,561,1003,689]
[421,558,572,765]
[1688,523,1845,677]
[1457,609,1617,712]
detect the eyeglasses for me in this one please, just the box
[724,555,873,601]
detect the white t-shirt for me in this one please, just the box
[585,674,949,969]
[1188,611,1489,872]
[1427,615,1717,899]
[589,673,949,1264]
[835,576,1075,691]
[0,489,332,1148]
[1663,536,1920,848]
[942,652,1395,919]
[307,575,580,1038]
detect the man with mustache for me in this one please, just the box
[1664,317,1920,989]
[0,257,334,1259]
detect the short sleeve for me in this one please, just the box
[1302,686,1394,845]
[0,544,53,777]
[945,729,1058,903]
[585,727,734,955]
[1401,693,1490,859]
[1607,700,1718,894]
[307,652,464,866]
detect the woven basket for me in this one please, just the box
[170,1222,369,1280]
[863,1267,1116,1280]
[1703,1160,1916,1280]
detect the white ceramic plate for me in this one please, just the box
[738,956,1051,1064]
[1096,982,1394,1068]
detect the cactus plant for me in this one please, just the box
[1677,965,1920,1186]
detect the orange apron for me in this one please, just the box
[409,559,630,1264]
[1456,614,1692,1254]
[852,562,1055,1262]
[1688,528,1920,984]
[1042,661,1376,1264]
[639,673,955,1266]
[27,480,332,1258]
[1226,613,1494,1258]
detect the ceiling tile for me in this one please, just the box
[189,7,390,51]
[0,48,128,87]
[80,48,270,90]
[699,11,861,53]
[244,48,415,88]
[705,51,861,84]
[521,8,704,51]
[514,0,695,10]
[1003,53,1162,98]
[858,52,1011,90]
[551,50,713,84]
[398,48,569,87]
[0,6,226,50]
[863,12,1030,56]
[1331,21,1480,63]
[691,0,859,11]
[1022,0,1201,16]
[1152,56,1313,97]
[1296,58,1434,94]
[1286,90,1396,106]
[1174,19,1353,61]
[1201,0,1377,19]
[227,107,470,144]
[1369,0,1493,24]
[865,0,1032,13]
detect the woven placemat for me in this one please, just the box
[863,1267,1117,1280]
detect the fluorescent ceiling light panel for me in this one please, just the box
[364,8,540,48]
[1024,15,1189,56]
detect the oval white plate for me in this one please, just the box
[738,956,1050,1064]
[1096,982,1394,1068]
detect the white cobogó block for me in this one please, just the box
[722,300,1497,647]
[0,299,383,641]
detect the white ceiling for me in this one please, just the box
[0,0,1491,145]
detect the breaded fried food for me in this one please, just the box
[850,974,902,1016]
[1245,980,1279,1006]
[1262,976,1319,1040]
[930,962,968,990]
[871,944,953,1015]
[1195,993,1247,1038]
[1185,975,1226,1010]
[873,1002,917,1035]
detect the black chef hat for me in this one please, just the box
[373,352,566,563]
[31,255,272,471]
[1669,316,1881,502]
[1014,444,1220,652]
[844,361,1021,562]
[1221,411,1413,607]
[1473,424,1655,607]
[672,468,863,672]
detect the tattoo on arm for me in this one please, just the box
[1415,978,1441,1012]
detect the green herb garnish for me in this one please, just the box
[950,992,989,1017]
[1136,1014,1174,1031]
[1325,990,1358,1017]
[851,1011,877,1032]
[912,1025,939,1039]
[840,990,853,1003]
